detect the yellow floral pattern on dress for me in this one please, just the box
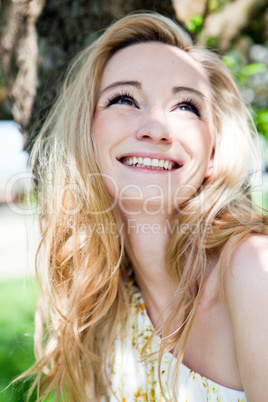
[104,276,247,401]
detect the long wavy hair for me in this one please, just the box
[22,12,267,401]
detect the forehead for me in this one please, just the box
[100,42,210,96]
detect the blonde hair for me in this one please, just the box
[23,12,267,401]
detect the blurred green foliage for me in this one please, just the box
[222,56,266,85]
[251,191,268,213]
[186,14,204,35]
[185,2,268,148]
[0,278,64,401]
[208,0,230,12]
[0,279,39,401]
[222,53,268,140]
[256,109,268,140]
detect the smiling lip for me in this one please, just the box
[117,153,182,171]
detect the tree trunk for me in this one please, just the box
[0,0,45,131]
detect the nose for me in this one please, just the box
[136,109,171,144]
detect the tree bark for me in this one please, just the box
[0,0,45,131]
[199,0,268,51]
[172,0,208,24]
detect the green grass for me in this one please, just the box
[0,278,39,401]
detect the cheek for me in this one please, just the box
[92,113,110,150]
[176,120,213,156]
[93,111,128,152]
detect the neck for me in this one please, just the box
[120,208,178,328]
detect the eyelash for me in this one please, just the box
[106,91,137,107]
[175,97,201,117]
[106,92,201,117]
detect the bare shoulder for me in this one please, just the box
[227,234,268,282]
[224,234,268,401]
[236,233,267,257]
[224,233,268,316]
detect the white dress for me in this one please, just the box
[105,277,247,402]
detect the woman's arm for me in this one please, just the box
[225,234,268,402]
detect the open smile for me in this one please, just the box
[118,155,182,171]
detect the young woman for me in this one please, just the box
[26,12,268,401]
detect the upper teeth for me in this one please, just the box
[122,156,174,170]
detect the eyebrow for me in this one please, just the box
[98,81,206,100]
[172,86,206,99]
[98,80,142,97]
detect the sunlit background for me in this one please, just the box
[0,121,40,401]
[0,121,37,281]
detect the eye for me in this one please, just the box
[173,98,201,117]
[106,92,139,108]
[178,104,194,112]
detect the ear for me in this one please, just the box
[204,148,214,178]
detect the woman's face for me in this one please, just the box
[93,42,214,216]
